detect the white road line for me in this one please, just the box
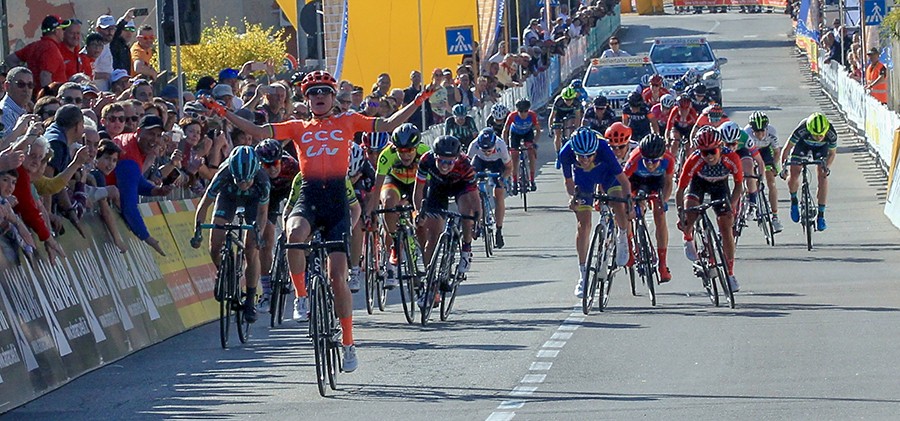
[709,20,721,34]
[564,317,584,324]
[536,349,559,358]
[558,324,579,331]
[486,412,515,421]
[530,361,553,371]
[510,386,538,396]
[759,86,778,91]
[744,34,759,38]
[543,340,566,348]
[551,332,573,340]
[521,374,547,383]
[498,401,525,409]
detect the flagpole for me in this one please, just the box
[418,0,426,130]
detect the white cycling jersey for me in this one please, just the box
[615,141,639,167]
[467,139,512,163]
[742,124,779,149]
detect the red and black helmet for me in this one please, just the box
[300,70,338,95]
[693,126,722,149]
[649,74,663,86]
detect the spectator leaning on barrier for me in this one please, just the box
[5,15,67,94]
[865,48,888,104]
[110,115,174,255]
[91,140,128,253]
[0,68,34,139]
[12,132,66,260]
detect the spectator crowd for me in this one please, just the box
[0,1,619,262]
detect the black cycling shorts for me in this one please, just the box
[671,125,692,140]
[289,179,351,248]
[758,145,776,167]
[509,131,535,149]
[422,181,478,214]
[789,141,829,162]
[214,194,261,225]
[685,177,731,216]
[383,175,414,200]
[473,157,506,177]
[629,175,664,196]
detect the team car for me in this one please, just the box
[581,54,658,110]
[649,37,728,103]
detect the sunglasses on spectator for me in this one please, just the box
[609,41,619,45]
[306,86,335,97]
[125,27,137,32]
[437,157,456,166]
[125,115,140,122]
[576,153,595,159]
[13,80,35,90]
[366,101,380,108]
[187,112,208,122]
[106,115,126,123]
[701,148,719,156]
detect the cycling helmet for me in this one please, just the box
[348,142,366,177]
[452,103,468,117]
[432,135,462,157]
[515,98,531,112]
[677,94,692,108]
[229,146,260,182]
[362,132,391,152]
[593,95,609,107]
[749,111,769,131]
[627,91,644,107]
[692,84,707,95]
[561,87,578,100]
[649,74,663,86]
[718,121,743,144]
[254,139,283,164]
[300,70,338,95]
[806,112,830,136]
[605,122,633,146]
[673,79,686,92]
[570,79,583,89]
[491,103,510,121]
[660,94,676,109]
[476,127,498,150]
[639,133,667,159]
[289,70,307,87]
[693,126,722,150]
[570,127,601,155]
[391,123,421,148]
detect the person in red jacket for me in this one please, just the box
[11,133,66,260]
[4,15,68,94]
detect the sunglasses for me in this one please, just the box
[306,86,335,97]
[701,148,719,156]
[187,112,208,122]
[609,41,619,45]
[643,157,662,164]
[61,96,83,104]
[106,115,126,123]
[125,115,140,122]
[262,160,280,169]
[611,144,629,150]
[125,27,137,32]
[13,80,35,90]
[396,147,416,154]
[437,157,456,166]
[576,153,595,159]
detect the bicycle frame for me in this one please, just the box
[373,205,425,324]
[475,172,500,258]
[582,193,629,314]
[791,158,825,251]
[421,209,477,324]
[686,199,734,308]
[200,218,254,348]
[516,146,531,212]
[631,191,658,306]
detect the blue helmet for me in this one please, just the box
[570,79,583,89]
[362,132,391,152]
[229,146,260,182]
[476,127,498,150]
[570,127,600,155]
[452,103,468,117]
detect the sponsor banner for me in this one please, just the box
[0,200,219,412]
[886,146,900,228]
[673,0,787,6]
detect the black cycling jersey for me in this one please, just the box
[582,106,617,133]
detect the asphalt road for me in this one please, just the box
[9,11,900,421]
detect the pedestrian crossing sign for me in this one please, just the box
[446,26,474,55]
[865,0,885,25]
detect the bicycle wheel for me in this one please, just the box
[697,219,719,307]
[421,234,448,325]
[711,230,735,308]
[236,296,250,344]
[600,220,618,310]
[733,194,748,245]
[636,219,657,306]
[325,290,339,390]
[397,231,417,324]
[269,239,285,327]
[309,276,328,397]
[757,183,776,246]
[519,156,529,212]
[480,190,493,258]
[582,223,605,314]
[802,175,814,251]
[218,248,233,349]
[364,229,377,315]
[377,236,389,312]
[440,238,462,321]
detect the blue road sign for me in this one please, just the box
[865,0,885,25]
[446,27,474,55]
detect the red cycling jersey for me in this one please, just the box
[270,112,376,180]
[694,114,730,130]
[677,149,744,189]
[641,86,671,106]
[665,107,699,133]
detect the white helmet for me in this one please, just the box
[717,121,743,144]
[348,142,366,177]
[659,94,676,109]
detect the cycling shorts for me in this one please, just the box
[509,131,536,149]
[758,145,776,168]
[473,157,506,183]
[214,195,260,225]
[573,180,623,212]
[685,178,731,216]
[670,125,692,140]
[382,175,414,200]
[734,147,752,159]
[629,175,664,196]
[789,141,829,162]
[422,181,477,214]
[289,179,351,248]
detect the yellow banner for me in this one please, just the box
[276,0,316,31]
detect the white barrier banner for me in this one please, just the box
[864,96,900,162]
[885,152,900,228]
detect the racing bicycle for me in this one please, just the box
[420,209,478,324]
[475,171,500,257]
[686,199,735,308]
[581,193,630,314]
[373,205,426,324]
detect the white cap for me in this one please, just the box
[97,15,115,28]
[111,69,129,83]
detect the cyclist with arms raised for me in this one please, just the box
[368,123,430,289]
[676,127,743,292]
[503,98,541,193]
[559,127,633,298]
[192,146,271,323]
[780,112,836,231]
[548,87,584,153]
[468,127,513,248]
[216,70,432,373]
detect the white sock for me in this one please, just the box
[578,264,586,278]
[350,266,359,275]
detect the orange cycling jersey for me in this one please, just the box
[270,112,376,180]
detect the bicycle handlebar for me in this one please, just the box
[284,239,347,251]
[428,208,479,221]
[788,158,827,167]
[684,198,729,213]
[633,190,659,202]
[199,223,254,231]
[373,205,415,215]
[591,194,631,204]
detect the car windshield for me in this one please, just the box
[584,64,655,87]
[650,43,714,64]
